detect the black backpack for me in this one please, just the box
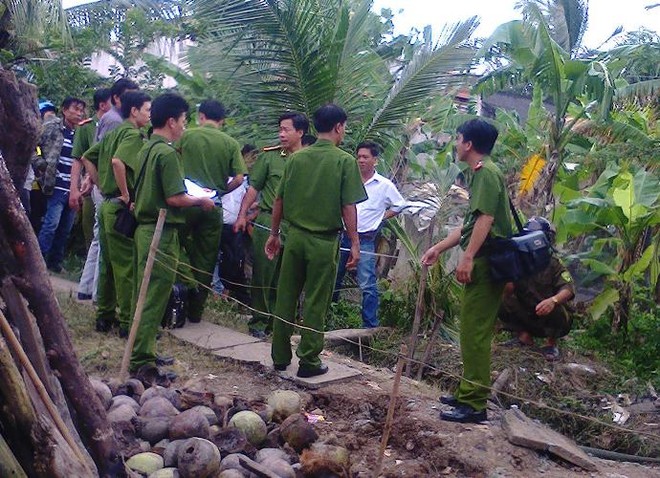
[162,283,187,329]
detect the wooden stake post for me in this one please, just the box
[120,209,167,381]
[374,343,407,477]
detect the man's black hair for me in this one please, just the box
[92,88,112,111]
[150,93,189,129]
[302,134,317,146]
[61,97,86,110]
[356,140,380,157]
[279,112,309,134]
[312,104,347,133]
[110,78,139,105]
[120,91,152,119]
[199,99,226,121]
[456,119,499,155]
[241,144,257,156]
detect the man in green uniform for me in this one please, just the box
[81,91,152,334]
[234,112,309,338]
[130,93,215,373]
[265,104,367,377]
[499,216,575,361]
[177,99,247,322]
[422,119,512,423]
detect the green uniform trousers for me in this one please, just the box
[248,212,283,333]
[130,223,180,370]
[271,227,339,369]
[96,200,135,330]
[179,206,223,321]
[455,257,505,412]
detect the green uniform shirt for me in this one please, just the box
[72,116,97,159]
[134,134,186,225]
[510,256,575,312]
[177,124,247,193]
[250,148,287,213]
[277,139,367,233]
[460,158,512,250]
[83,121,145,197]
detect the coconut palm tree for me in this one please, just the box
[188,0,479,151]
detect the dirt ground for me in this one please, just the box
[56,291,660,478]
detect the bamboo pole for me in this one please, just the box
[120,209,167,381]
[374,344,407,478]
[0,309,90,468]
[405,218,436,377]
[415,310,444,381]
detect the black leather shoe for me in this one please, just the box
[440,405,487,423]
[249,328,267,339]
[297,363,329,378]
[439,395,459,407]
[156,355,175,366]
[273,363,290,371]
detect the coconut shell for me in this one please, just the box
[255,448,290,464]
[250,400,274,424]
[217,470,245,478]
[117,378,145,399]
[126,452,164,475]
[228,411,267,446]
[220,454,250,473]
[177,438,221,478]
[169,409,210,440]
[139,417,172,445]
[110,395,140,413]
[279,414,318,453]
[267,390,302,422]
[163,439,187,467]
[140,396,180,418]
[107,404,137,424]
[189,405,219,426]
[211,428,249,456]
[90,378,113,410]
[261,457,295,478]
[148,468,180,478]
[310,442,349,467]
[141,385,183,409]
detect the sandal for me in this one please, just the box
[541,345,560,361]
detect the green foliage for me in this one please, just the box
[325,300,362,331]
[573,294,660,385]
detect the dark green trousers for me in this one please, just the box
[96,200,135,330]
[455,257,505,411]
[130,223,180,370]
[179,206,223,321]
[248,212,282,333]
[271,227,339,369]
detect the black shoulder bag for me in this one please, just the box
[486,198,551,283]
[113,141,160,238]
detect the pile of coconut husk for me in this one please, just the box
[93,377,350,478]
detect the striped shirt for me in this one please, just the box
[54,126,75,193]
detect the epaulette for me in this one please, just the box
[78,117,94,126]
[262,145,282,152]
[474,161,483,171]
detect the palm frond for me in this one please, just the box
[614,78,660,102]
[363,17,479,144]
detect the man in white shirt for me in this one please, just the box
[333,141,405,328]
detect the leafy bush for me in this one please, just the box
[325,300,362,331]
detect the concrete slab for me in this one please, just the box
[169,322,261,350]
[502,408,598,471]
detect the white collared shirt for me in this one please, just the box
[357,171,405,233]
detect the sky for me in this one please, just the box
[372,0,659,48]
[62,0,659,49]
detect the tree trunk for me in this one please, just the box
[0,159,119,475]
[0,65,40,190]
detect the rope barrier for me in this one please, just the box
[149,251,660,444]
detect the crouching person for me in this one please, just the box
[498,217,575,361]
[130,93,215,381]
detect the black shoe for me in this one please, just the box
[77,292,92,301]
[156,355,175,366]
[249,329,267,339]
[187,316,202,324]
[297,363,329,378]
[440,405,487,424]
[96,318,113,333]
[134,364,177,388]
[439,395,459,407]
[273,363,290,371]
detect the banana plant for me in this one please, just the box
[556,163,660,331]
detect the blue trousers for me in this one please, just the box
[333,232,379,328]
[37,189,76,270]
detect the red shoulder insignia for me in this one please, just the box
[262,145,282,152]
[78,118,94,126]
[474,161,483,171]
